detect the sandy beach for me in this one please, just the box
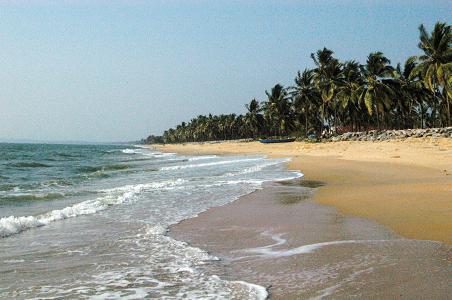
[153,138,452,244]
[149,138,452,298]
[171,180,451,299]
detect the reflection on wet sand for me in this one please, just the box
[171,180,452,299]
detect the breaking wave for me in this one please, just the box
[77,164,129,173]
[0,192,66,202]
[161,157,263,171]
[0,179,186,238]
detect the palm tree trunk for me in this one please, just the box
[420,103,424,129]
[376,107,380,130]
[333,104,338,134]
[447,97,451,127]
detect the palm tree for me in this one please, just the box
[390,56,433,128]
[358,52,395,129]
[412,22,451,126]
[263,84,293,136]
[244,99,264,138]
[291,69,320,135]
[311,48,342,132]
[154,22,451,144]
[336,60,364,131]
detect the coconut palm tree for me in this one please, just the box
[244,99,264,138]
[154,22,451,144]
[389,56,432,128]
[311,48,342,133]
[291,69,321,135]
[336,60,365,131]
[358,52,395,129]
[412,22,451,126]
[263,84,293,136]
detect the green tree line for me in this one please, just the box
[151,22,451,144]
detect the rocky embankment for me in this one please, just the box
[330,127,452,142]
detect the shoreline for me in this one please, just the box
[145,140,452,298]
[149,138,452,244]
[169,179,451,299]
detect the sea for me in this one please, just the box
[0,143,301,299]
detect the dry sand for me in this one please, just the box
[148,138,451,298]
[152,138,452,244]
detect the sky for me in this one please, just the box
[0,1,450,142]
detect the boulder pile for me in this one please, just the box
[330,127,452,142]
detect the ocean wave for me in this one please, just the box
[77,164,129,173]
[70,223,268,300]
[0,149,294,299]
[0,184,17,192]
[149,152,176,158]
[121,148,176,159]
[9,162,51,168]
[196,179,265,189]
[79,171,111,180]
[121,157,154,162]
[0,179,186,238]
[135,225,267,300]
[56,152,79,158]
[0,179,72,194]
[40,179,72,187]
[161,158,263,171]
[121,148,141,154]
[188,155,218,161]
[0,192,66,202]
[225,158,291,176]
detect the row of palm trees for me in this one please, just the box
[156,22,450,144]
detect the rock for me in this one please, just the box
[332,127,451,142]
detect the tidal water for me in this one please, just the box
[0,143,301,299]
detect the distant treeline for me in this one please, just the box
[146,22,451,144]
[143,135,164,144]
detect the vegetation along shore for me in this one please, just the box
[146,21,452,245]
[145,22,451,144]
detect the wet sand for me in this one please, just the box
[152,138,452,244]
[150,139,451,297]
[171,180,451,299]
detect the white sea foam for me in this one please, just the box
[224,157,291,177]
[3,259,25,263]
[151,152,176,158]
[144,224,167,235]
[121,148,175,158]
[161,157,263,171]
[273,172,304,182]
[196,179,266,189]
[238,233,391,259]
[121,148,141,154]
[188,155,218,161]
[80,224,268,300]
[0,179,186,238]
[231,280,269,300]
[1,149,300,299]
[239,160,285,175]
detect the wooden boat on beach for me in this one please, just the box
[259,138,296,144]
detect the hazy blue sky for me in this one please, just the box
[0,1,450,142]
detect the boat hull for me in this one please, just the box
[259,138,296,144]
